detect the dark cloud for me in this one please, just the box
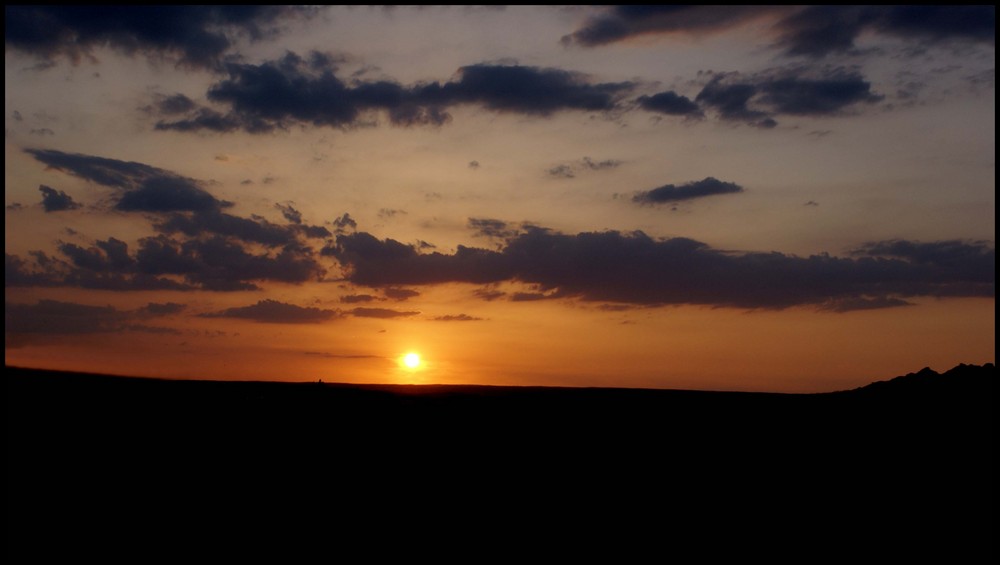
[332,212,357,234]
[275,203,302,224]
[564,6,994,58]
[695,69,882,126]
[116,176,225,212]
[349,307,419,319]
[775,6,996,58]
[156,210,327,247]
[383,287,420,301]
[30,128,55,136]
[7,243,194,292]
[563,6,777,47]
[7,230,327,292]
[341,294,377,304]
[153,52,635,133]
[818,296,914,313]
[5,6,317,69]
[329,228,994,311]
[473,287,506,301]
[201,299,338,323]
[850,240,996,284]
[5,299,180,338]
[432,314,484,322]
[757,73,883,115]
[38,185,81,212]
[633,177,744,205]
[468,218,518,240]
[468,160,480,169]
[636,91,703,117]
[428,63,634,116]
[6,203,25,211]
[25,148,228,212]
[154,94,198,115]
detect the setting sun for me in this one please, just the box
[402,352,421,369]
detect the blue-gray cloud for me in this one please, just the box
[695,69,882,127]
[38,185,81,212]
[564,6,995,58]
[25,148,228,212]
[5,6,317,68]
[636,91,703,117]
[633,177,744,205]
[328,228,994,311]
[153,52,636,133]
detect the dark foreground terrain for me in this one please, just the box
[6,364,995,560]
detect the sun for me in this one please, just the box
[402,352,421,369]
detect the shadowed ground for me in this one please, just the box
[6,364,994,559]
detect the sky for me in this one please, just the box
[4,6,995,392]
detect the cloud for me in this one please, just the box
[850,239,996,284]
[547,157,622,179]
[25,148,228,212]
[201,299,338,323]
[468,160,480,169]
[332,212,357,234]
[564,6,994,58]
[695,68,882,126]
[6,244,194,292]
[275,202,302,224]
[817,296,914,313]
[153,93,198,115]
[328,228,994,311]
[38,185,81,212]
[636,91,703,117]
[383,287,420,301]
[377,208,406,219]
[633,177,744,205]
[562,6,778,47]
[156,210,328,247]
[5,6,317,69]
[428,63,634,115]
[303,351,381,359]
[340,294,377,304]
[432,314,484,322]
[7,231,327,292]
[5,299,181,339]
[349,307,419,319]
[468,217,518,239]
[774,6,996,58]
[153,52,636,133]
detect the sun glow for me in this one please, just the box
[402,352,421,369]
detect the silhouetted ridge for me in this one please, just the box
[846,362,995,397]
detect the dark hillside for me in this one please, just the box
[6,365,994,559]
